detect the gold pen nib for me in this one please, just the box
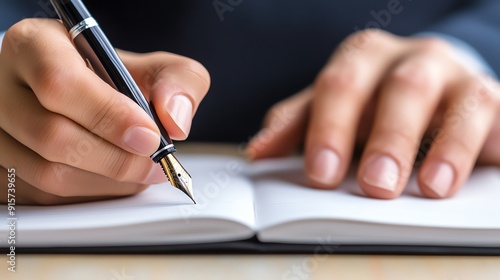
[159,154,195,204]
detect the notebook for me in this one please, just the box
[2,154,500,253]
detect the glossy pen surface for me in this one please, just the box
[50,0,195,203]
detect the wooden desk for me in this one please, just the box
[1,255,499,279]
[2,144,499,279]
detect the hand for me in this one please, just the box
[248,29,500,199]
[0,19,210,205]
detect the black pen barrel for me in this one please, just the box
[50,0,91,30]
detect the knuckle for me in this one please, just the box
[359,28,381,38]
[314,122,351,140]
[417,37,451,55]
[171,55,211,91]
[342,29,391,50]
[452,137,476,157]
[185,63,211,92]
[263,102,285,127]
[88,96,121,134]
[389,59,438,94]
[474,78,500,107]
[35,118,71,162]
[379,127,421,151]
[4,19,40,46]
[33,162,71,197]
[267,101,285,118]
[315,66,364,96]
[345,29,377,45]
[106,152,140,182]
[34,61,73,110]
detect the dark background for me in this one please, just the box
[1,0,499,143]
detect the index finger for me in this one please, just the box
[305,30,403,189]
[5,19,161,157]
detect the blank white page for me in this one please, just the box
[1,155,256,247]
[251,158,500,245]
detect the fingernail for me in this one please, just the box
[363,155,399,191]
[423,162,455,197]
[309,149,340,185]
[167,94,193,136]
[144,165,168,185]
[123,126,160,156]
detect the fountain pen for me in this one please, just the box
[50,0,195,203]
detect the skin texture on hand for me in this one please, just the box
[0,19,210,205]
[247,29,500,200]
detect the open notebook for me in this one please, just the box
[2,154,500,251]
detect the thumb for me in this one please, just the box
[246,88,311,160]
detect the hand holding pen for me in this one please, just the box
[0,5,209,205]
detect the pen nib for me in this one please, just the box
[159,154,196,204]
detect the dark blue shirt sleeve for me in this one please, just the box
[425,0,500,77]
[0,0,43,30]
